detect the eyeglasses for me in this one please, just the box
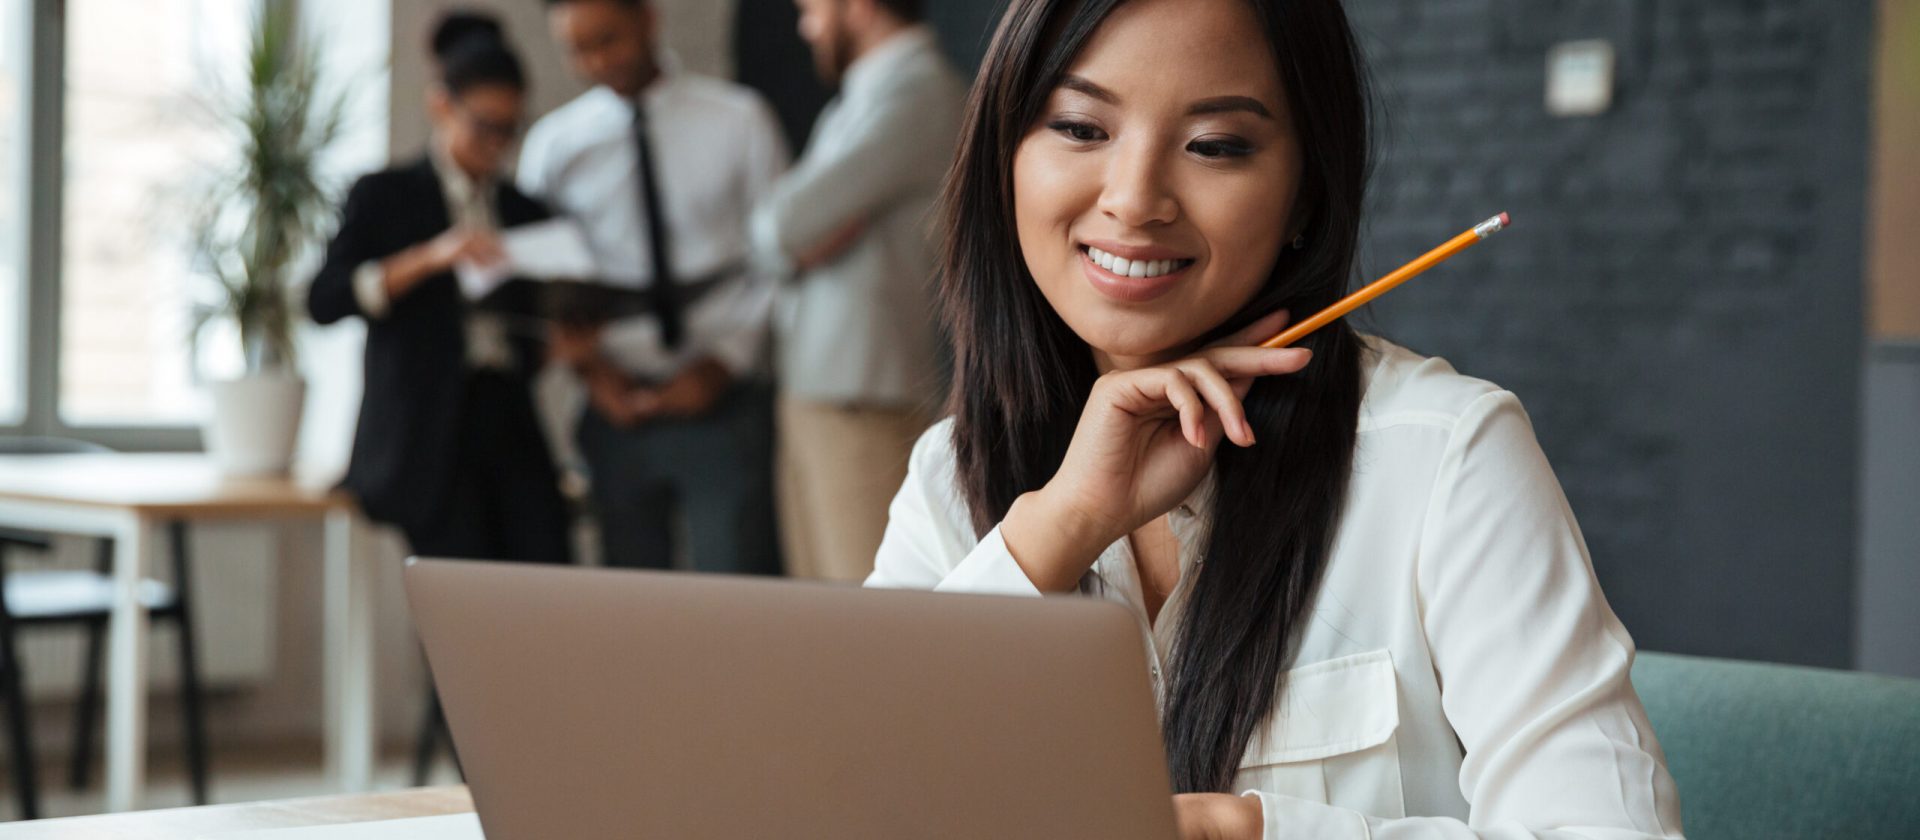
[453,104,522,144]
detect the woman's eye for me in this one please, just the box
[1189,137,1253,159]
[1047,119,1106,143]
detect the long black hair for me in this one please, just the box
[937,0,1372,793]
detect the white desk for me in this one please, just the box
[0,786,473,839]
[0,454,378,812]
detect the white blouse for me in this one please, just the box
[867,337,1686,839]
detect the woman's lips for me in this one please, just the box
[1079,245,1194,303]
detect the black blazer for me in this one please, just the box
[308,156,552,531]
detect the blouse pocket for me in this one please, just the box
[1233,648,1406,818]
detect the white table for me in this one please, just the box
[0,454,378,812]
[0,786,472,838]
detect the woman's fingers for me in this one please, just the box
[1095,345,1312,450]
[1176,359,1254,447]
[1099,369,1214,450]
[1209,307,1292,349]
[1201,345,1313,380]
[1160,370,1207,448]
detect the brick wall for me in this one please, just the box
[1348,0,1872,666]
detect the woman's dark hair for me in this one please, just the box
[431,11,526,95]
[430,11,505,59]
[938,0,1372,793]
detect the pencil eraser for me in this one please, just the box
[1498,212,1511,227]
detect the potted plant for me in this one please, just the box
[186,0,344,474]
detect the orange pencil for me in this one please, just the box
[1261,212,1511,348]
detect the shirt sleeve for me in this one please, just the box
[515,117,555,202]
[865,423,1044,598]
[307,176,381,325]
[699,96,792,379]
[696,278,775,378]
[749,75,954,271]
[351,261,391,319]
[1243,390,1685,840]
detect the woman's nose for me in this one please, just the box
[1096,140,1179,228]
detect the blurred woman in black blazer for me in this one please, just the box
[309,14,571,567]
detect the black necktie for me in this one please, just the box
[631,102,683,348]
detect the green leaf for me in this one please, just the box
[176,0,351,374]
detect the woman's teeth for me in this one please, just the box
[1084,246,1194,279]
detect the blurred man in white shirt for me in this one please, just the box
[527,0,790,575]
[750,0,966,582]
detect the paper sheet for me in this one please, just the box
[455,218,604,300]
[455,258,513,301]
[199,812,484,840]
[501,218,601,280]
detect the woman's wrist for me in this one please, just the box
[1000,488,1117,592]
[380,245,439,299]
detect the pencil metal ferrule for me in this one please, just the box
[1472,213,1510,239]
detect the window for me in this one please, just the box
[57,0,251,425]
[0,0,25,426]
[0,0,387,446]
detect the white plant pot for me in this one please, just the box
[205,373,307,476]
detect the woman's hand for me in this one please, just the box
[380,229,505,300]
[424,228,505,271]
[1000,310,1310,591]
[1173,793,1263,840]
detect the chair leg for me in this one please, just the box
[412,685,443,787]
[169,522,210,805]
[67,617,104,791]
[68,538,111,791]
[0,615,41,820]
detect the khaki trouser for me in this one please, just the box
[776,398,930,583]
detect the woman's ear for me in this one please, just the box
[1286,216,1311,250]
[426,85,453,124]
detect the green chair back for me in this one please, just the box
[1632,651,1920,840]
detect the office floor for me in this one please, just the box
[0,742,455,823]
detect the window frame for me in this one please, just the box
[0,0,35,431]
[7,0,221,451]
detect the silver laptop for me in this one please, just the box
[404,558,1178,839]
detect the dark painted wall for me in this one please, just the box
[734,0,1004,150]
[1346,0,1870,668]
[734,0,1875,668]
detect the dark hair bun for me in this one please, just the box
[430,10,506,62]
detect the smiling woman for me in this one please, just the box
[866,0,1687,838]
[1011,0,1306,366]
[943,0,1371,803]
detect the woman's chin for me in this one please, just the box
[1071,323,1200,369]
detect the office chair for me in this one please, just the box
[1633,651,1920,840]
[0,437,210,819]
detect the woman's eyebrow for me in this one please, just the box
[1187,96,1274,120]
[1059,75,1118,103]
[1057,76,1274,121]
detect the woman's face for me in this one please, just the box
[1012,0,1303,371]
[432,84,525,179]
